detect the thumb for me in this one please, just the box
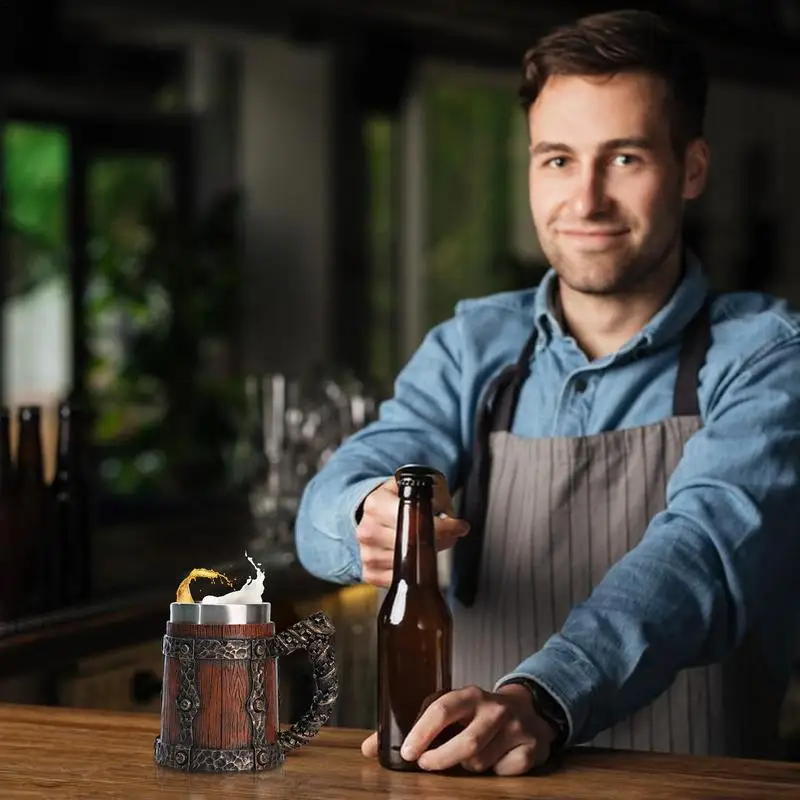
[432,473,455,517]
[361,731,378,758]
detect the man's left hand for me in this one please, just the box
[361,684,556,775]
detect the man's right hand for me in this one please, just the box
[356,476,470,587]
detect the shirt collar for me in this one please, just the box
[533,269,563,343]
[533,251,710,355]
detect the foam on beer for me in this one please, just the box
[202,553,265,605]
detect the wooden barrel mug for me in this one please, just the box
[154,602,338,772]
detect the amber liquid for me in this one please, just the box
[377,479,453,771]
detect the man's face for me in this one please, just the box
[528,71,708,295]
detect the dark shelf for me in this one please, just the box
[0,561,338,680]
[0,498,340,679]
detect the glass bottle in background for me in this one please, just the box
[0,407,19,620]
[377,464,454,771]
[16,406,47,615]
[49,400,92,608]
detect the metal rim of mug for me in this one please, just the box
[169,602,272,624]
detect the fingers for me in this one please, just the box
[357,523,394,569]
[417,718,499,771]
[361,687,545,776]
[362,568,393,587]
[357,520,393,586]
[357,477,468,585]
[432,475,455,516]
[417,692,509,772]
[361,479,399,522]
[434,515,470,551]
[361,732,378,758]
[492,743,538,776]
[461,729,510,773]
[401,685,485,763]
[359,728,541,775]
[357,480,397,586]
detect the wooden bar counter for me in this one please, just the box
[1,703,799,799]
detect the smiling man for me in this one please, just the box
[295,9,800,774]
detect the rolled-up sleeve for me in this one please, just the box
[498,331,800,744]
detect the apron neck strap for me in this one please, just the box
[488,328,539,434]
[672,296,713,417]
[491,293,714,432]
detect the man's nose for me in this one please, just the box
[569,167,611,218]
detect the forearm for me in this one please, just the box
[500,515,735,744]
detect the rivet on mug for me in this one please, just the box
[175,752,187,765]
[179,698,192,711]
[253,698,265,713]
[257,751,268,765]
[180,644,190,655]
[254,642,265,657]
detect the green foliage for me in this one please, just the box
[85,162,244,499]
[425,81,517,327]
[3,124,69,295]
[4,123,244,501]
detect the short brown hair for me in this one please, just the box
[520,9,708,152]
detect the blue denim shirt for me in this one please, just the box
[295,254,800,745]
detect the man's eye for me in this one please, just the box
[544,156,568,168]
[613,153,639,166]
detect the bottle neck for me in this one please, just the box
[0,415,11,485]
[17,422,43,482]
[393,486,439,587]
[55,409,73,477]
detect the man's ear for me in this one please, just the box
[683,138,710,200]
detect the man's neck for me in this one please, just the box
[557,256,683,361]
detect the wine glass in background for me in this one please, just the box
[232,372,378,567]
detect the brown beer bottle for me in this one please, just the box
[50,400,92,607]
[0,407,18,620]
[377,464,453,771]
[16,406,47,615]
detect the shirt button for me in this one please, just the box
[574,378,588,394]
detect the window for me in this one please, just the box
[2,114,242,515]
[3,122,70,477]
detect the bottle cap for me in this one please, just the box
[394,464,444,487]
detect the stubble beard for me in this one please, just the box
[538,199,685,297]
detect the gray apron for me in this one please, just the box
[451,300,785,759]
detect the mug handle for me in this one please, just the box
[275,611,338,753]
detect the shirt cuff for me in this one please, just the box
[493,637,604,747]
[346,475,393,529]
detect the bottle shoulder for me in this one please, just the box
[378,584,452,626]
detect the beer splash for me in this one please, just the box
[175,568,233,603]
[175,553,266,604]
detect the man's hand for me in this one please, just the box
[356,476,469,587]
[361,684,556,775]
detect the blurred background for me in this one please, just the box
[0,0,799,754]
